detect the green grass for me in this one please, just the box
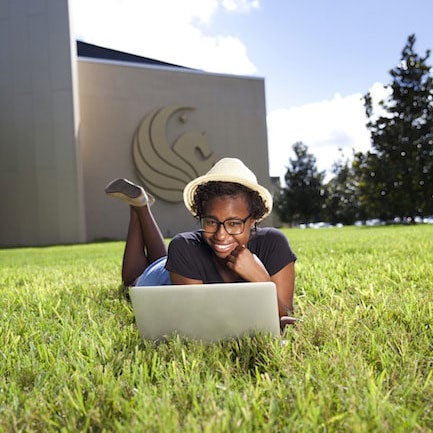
[1,225,432,432]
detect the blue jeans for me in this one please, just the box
[134,256,171,286]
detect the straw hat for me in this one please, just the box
[183,158,273,221]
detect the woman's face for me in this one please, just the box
[201,194,255,260]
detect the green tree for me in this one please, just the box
[323,155,363,225]
[275,142,325,225]
[359,34,433,220]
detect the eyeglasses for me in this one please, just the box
[200,214,251,235]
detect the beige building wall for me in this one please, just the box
[78,59,272,240]
[0,0,85,246]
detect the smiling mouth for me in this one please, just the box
[211,242,235,254]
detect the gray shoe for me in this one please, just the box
[104,178,155,207]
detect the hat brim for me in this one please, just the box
[183,174,273,222]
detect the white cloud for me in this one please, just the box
[367,81,394,121]
[266,86,388,181]
[222,0,260,13]
[369,81,391,104]
[70,0,257,75]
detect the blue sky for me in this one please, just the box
[70,0,433,179]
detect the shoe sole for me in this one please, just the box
[104,178,155,207]
[105,178,142,198]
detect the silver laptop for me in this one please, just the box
[129,281,280,342]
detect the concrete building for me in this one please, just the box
[0,0,273,246]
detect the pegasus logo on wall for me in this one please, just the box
[132,105,218,202]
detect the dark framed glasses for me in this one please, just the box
[200,214,251,235]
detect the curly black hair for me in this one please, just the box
[191,181,268,220]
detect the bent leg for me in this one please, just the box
[105,177,167,286]
[121,205,167,286]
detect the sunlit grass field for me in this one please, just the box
[1,225,432,432]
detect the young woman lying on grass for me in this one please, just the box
[105,158,297,330]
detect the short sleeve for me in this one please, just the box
[248,227,297,276]
[165,231,221,281]
[166,234,199,279]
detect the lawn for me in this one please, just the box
[1,225,432,432]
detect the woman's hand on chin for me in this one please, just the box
[225,246,270,282]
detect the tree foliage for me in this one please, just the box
[275,142,325,225]
[323,155,363,225]
[357,34,433,219]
